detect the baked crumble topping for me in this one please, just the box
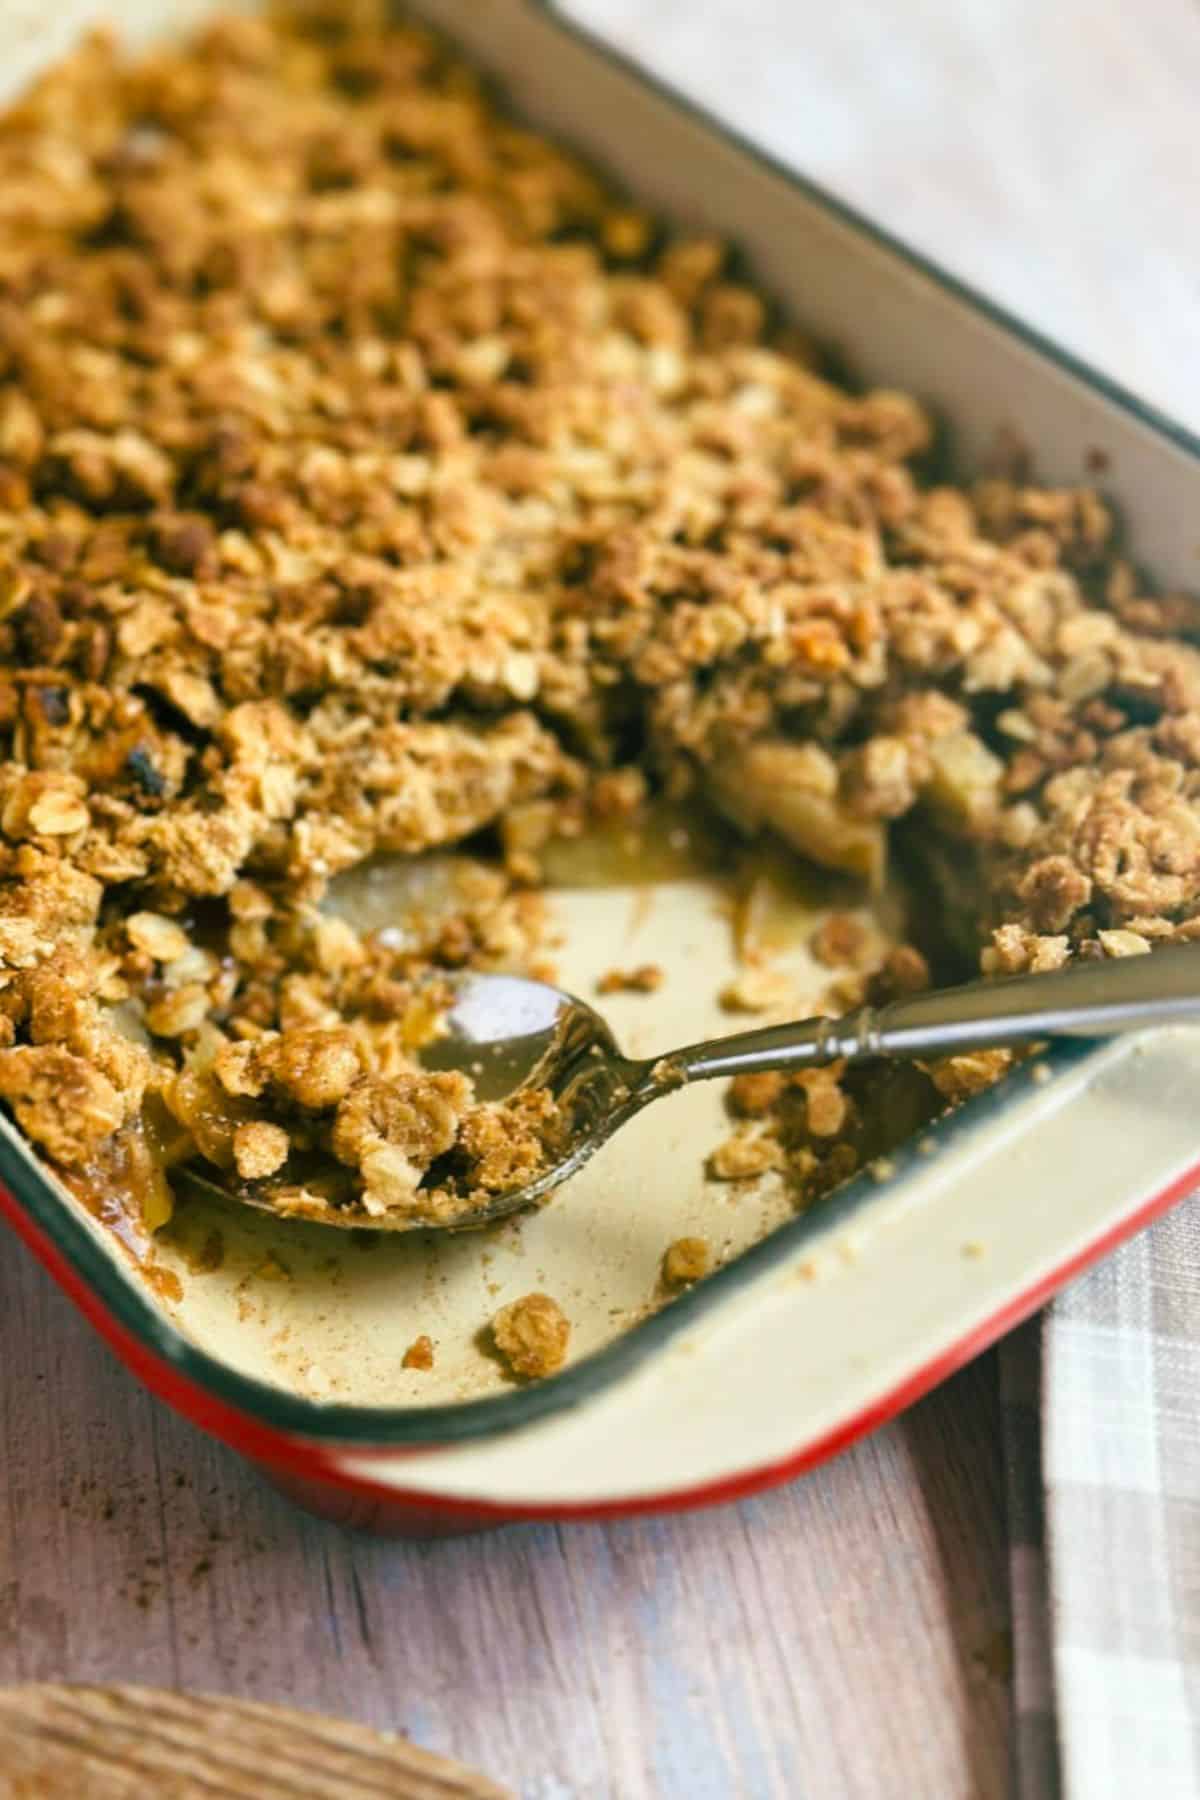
[0,3,1195,1275]
[662,1236,711,1287]
[491,1291,570,1381]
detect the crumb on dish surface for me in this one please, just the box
[596,964,664,995]
[922,1050,1013,1103]
[0,3,1195,1377]
[491,1292,571,1381]
[728,1071,786,1117]
[402,1333,435,1371]
[707,1130,782,1182]
[662,1235,711,1286]
[231,1118,289,1181]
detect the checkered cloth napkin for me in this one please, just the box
[1002,1197,1200,1798]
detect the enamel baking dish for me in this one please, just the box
[4,0,1200,1535]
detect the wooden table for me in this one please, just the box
[2,3,1197,1794]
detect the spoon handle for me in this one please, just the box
[660,944,1200,1084]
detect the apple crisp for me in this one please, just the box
[0,2,1197,1249]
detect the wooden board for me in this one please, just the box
[0,1686,511,1799]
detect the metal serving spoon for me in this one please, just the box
[180,944,1200,1231]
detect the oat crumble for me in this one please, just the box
[0,3,1193,1264]
[662,1235,711,1286]
[707,1130,782,1182]
[491,1291,570,1380]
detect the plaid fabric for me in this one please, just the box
[1002,1323,1060,1798]
[1003,1196,1200,1798]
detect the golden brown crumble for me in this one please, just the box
[0,2,1193,1250]
[491,1291,570,1381]
[707,1130,782,1182]
[330,1068,469,1213]
[231,1119,290,1181]
[0,1044,124,1166]
[923,1050,1013,1104]
[457,1085,561,1196]
[662,1235,712,1286]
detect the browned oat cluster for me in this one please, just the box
[702,938,973,1211]
[491,1290,570,1381]
[0,2,1197,1238]
[662,1235,711,1287]
[596,962,664,996]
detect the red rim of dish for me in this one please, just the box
[5,1153,1198,1524]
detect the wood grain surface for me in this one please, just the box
[0,1685,510,1799]
[2,3,1197,1797]
[0,1236,1011,1798]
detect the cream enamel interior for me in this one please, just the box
[45,847,897,1407]
[344,1026,1200,1506]
[1,0,1198,1500]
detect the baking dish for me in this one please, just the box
[3,0,1200,1534]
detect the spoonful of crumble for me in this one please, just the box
[174,947,1200,1232]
